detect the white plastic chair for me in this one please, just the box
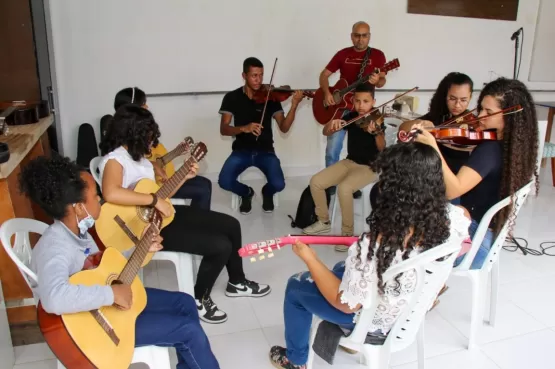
[231,173,280,211]
[90,156,197,295]
[451,181,533,350]
[89,156,103,187]
[330,182,375,234]
[0,218,171,369]
[307,238,463,369]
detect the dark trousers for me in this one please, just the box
[173,175,212,210]
[218,150,285,197]
[135,288,220,369]
[160,206,245,299]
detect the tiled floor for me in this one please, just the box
[12,171,555,369]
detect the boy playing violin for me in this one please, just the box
[303,83,385,251]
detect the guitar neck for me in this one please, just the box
[155,156,196,199]
[339,59,399,96]
[238,235,359,257]
[160,144,187,166]
[119,225,157,284]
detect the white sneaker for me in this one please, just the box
[196,296,228,324]
[302,220,331,235]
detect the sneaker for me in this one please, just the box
[262,194,274,213]
[269,346,306,369]
[239,187,254,215]
[226,279,271,298]
[196,296,228,324]
[302,220,331,235]
[335,233,353,252]
[353,190,362,199]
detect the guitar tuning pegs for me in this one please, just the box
[268,252,274,258]
[259,255,266,260]
[250,257,256,263]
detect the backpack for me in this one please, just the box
[288,186,332,229]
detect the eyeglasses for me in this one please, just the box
[447,96,470,105]
[352,33,370,39]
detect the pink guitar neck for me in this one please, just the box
[238,235,358,257]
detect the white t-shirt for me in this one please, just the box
[339,204,470,334]
[98,146,154,190]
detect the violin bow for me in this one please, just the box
[337,87,419,130]
[256,57,278,141]
[438,108,478,128]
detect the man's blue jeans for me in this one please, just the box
[135,288,220,369]
[325,110,350,167]
[218,150,285,197]
[284,262,355,365]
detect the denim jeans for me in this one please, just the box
[173,175,212,210]
[218,150,285,197]
[454,219,494,270]
[135,288,220,369]
[284,262,355,366]
[325,110,350,167]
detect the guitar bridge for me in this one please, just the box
[114,215,139,244]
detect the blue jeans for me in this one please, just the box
[454,219,494,270]
[325,110,350,167]
[284,262,355,365]
[173,175,212,210]
[218,150,285,197]
[135,288,219,369]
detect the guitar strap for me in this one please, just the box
[357,47,372,81]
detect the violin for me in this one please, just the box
[333,87,419,131]
[398,126,497,146]
[252,84,314,104]
[398,104,523,145]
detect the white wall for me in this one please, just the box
[45,0,555,180]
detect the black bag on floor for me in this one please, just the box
[288,186,332,229]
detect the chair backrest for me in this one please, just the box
[454,180,533,272]
[0,218,48,290]
[346,240,461,352]
[89,156,103,186]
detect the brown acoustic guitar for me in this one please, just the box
[37,218,160,369]
[311,58,400,125]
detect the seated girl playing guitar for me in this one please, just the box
[268,142,471,369]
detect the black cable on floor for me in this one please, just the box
[502,237,543,256]
[539,242,555,256]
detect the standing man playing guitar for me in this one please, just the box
[319,21,387,195]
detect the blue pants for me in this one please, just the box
[218,151,285,197]
[173,176,212,210]
[135,288,219,369]
[454,219,494,270]
[325,110,350,167]
[284,262,355,365]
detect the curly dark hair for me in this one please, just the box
[359,142,451,294]
[99,104,160,161]
[427,72,473,123]
[477,78,539,234]
[18,156,87,219]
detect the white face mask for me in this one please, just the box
[74,203,95,236]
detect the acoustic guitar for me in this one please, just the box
[239,234,472,262]
[145,136,194,185]
[37,220,160,369]
[95,142,207,264]
[312,58,400,125]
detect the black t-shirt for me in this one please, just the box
[343,111,382,165]
[219,87,284,152]
[460,141,503,223]
[419,112,471,174]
